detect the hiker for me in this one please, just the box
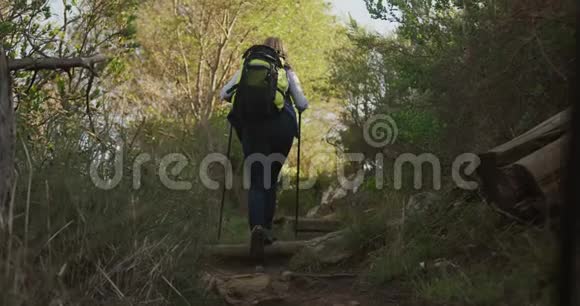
[220,37,309,257]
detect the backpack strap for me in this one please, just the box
[226,84,238,95]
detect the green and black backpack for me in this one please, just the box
[229,45,290,122]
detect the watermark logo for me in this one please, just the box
[363,114,398,147]
[89,113,480,192]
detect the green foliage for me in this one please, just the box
[118,0,346,185]
[360,193,557,306]
[413,225,557,306]
[330,23,447,157]
[391,104,443,150]
[277,179,319,217]
[127,0,343,122]
[335,0,575,156]
[218,209,250,244]
[0,21,15,37]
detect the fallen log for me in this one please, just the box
[481,134,567,216]
[272,216,342,233]
[8,54,107,71]
[206,240,308,258]
[477,109,570,208]
[512,134,567,213]
[478,108,570,168]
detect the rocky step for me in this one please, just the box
[206,240,307,258]
[206,230,353,265]
[203,270,361,306]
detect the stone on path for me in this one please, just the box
[210,273,288,306]
[290,230,354,269]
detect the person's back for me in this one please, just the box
[220,37,309,261]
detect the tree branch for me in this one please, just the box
[8,55,108,72]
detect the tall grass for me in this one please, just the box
[0,116,225,305]
[354,188,558,306]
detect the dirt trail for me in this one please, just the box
[202,232,396,306]
[203,255,377,306]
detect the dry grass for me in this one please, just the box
[0,123,226,306]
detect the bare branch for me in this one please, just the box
[25,70,38,94]
[85,72,98,139]
[8,55,107,71]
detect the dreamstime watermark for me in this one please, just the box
[89,114,481,192]
[364,114,399,147]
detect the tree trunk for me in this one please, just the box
[0,45,14,208]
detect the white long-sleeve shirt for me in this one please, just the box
[219,68,309,112]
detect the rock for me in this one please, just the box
[306,231,352,264]
[255,265,265,273]
[295,230,353,265]
[280,271,293,282]
[348,301,361,306]
[406,192,442,217]
[225,274,271,293]
[213,273,287,305]
[322,212,338,221]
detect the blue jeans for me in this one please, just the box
[240,111,296,230]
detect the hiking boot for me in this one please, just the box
[250,226,265,262]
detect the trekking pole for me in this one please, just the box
[295,112,302,239]
[217,124,233,241]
